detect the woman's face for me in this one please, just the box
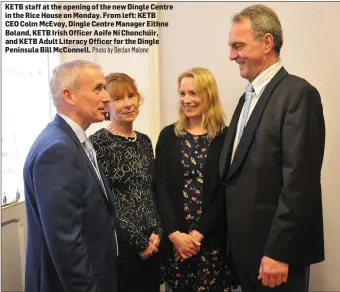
[107,85,139,124]
[179,77,204,120]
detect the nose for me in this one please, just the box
[123,96,132,107]
[102,90,111,104]
[183,94,192,104]
[229,48,238,61]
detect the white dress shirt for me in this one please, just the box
[231,62,283,162]
[58,113,87,144]
[58,113,100,176]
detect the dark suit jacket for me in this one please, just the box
[24,114,118,292]
[219,67,325,275]
[156,124,228,250]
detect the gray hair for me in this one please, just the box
[233,4,283,55]
[49,60,100,108]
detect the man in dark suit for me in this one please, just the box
[219,5,325,292]
[24,60,119,292]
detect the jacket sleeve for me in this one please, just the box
[145,136,164,240]
[155,127,180,235]
[264,84,325,263]
[33,144,100,292]
[114,209,150,252]
[196,129,227,236]
[196,186,224,236]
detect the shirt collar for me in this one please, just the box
[252,61,283,96]
[58,113,87,144]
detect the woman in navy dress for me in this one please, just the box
[156,68,230,292]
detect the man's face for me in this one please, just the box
[71,67,110,129]
[228,18,267,82]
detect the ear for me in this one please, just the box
[263,33,274,54]
[62,88,76,105]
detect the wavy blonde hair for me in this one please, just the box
[174,67,226,139]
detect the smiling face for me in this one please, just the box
[179,77,204,121]
[107,81,140,125]
[228,17,268,82]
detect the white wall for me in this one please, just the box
[159,2,340,291]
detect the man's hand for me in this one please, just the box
[169,231,201,260]
[258,256,289,288]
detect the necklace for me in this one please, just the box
[107,125,137,142]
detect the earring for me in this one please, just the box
[104,112,110,120]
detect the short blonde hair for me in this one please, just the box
[175,67,226,139]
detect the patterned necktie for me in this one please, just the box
[83,138,107,199]
[237,83,254,145]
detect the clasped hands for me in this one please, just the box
[169,230,204,262]
[139,233,160,260]
[258,256,289,288]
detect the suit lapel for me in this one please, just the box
[52,114,110,204]
[219,97,245,178]
[227,67,288,180]
[80,149,109,203]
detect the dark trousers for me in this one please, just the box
[237,265,310,292]
[117,243,160,292]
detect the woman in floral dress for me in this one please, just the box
[156,68,229,291]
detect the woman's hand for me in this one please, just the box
[190,230,204,242]
[169,231,201,260]
[139,233,161,260]
[173,230,204,261]
[149,233,160,249]
[139,242,157,260]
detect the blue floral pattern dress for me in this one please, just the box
[162,131,229,292]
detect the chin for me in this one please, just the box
[240,69,250,79]
[95,114,105,122]
[185,112,201,119]
[122,117,136,123]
